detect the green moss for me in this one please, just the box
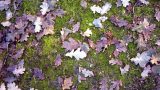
[22,0,41,14]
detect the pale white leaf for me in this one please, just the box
[1,21,11,27]
[34,17,42,33]
[6,9,12,20]
[7,82,21,90]
[40,0,50,15]
[139,0,149,5]
[0,83,6,90]
[141,65,151,78]
[90,2,112,15]
[121,0,130,7]
[131,52,151,68]
[65,48,87,60]
[82,28,92,37]
[120,65,130,75]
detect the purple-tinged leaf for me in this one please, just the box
[33,68,45,80]
[54,54,62,67]
[120,65,130,75]
[19,33,29,42]
[116,0,122,7]
[141,65,151,78]
[131,50,153,68]
[99,77,108,90]
[6,9,12,20]
[136,34,147,49]
[12,48,24,60]
[155,9,160,22]
[152,65,160,75]
[109,80,122,90]
[36,25,54,40]
[53,9,65,18]
[4,77,17,83]
[80,0,87,9]
[72,22,80,33]
[109,59,122,66]
[60,27,72,41]
[62,77,73,90]
[95,37,108,53]
[110,16,128,27]
[62,38,80,51]
[0,0,11,11]
[88,39,95,49]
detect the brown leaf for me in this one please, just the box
[62,77,73,90]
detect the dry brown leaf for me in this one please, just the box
[62,77,73,90]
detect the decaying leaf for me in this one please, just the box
[109,80,122,90]
[62,77,73,90]
[0,83,6,90]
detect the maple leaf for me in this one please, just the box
[93,18,103,28]
[120,65,130,75]
[62,77,73,90]
[40,0,50,15]
[7,82,21,90]
[0,83,6,90]
[65,48,87,60]
[34,17,42,33]
[82,28,92,37]
[141,65,151,78]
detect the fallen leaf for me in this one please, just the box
[120,65,130,75]
[54,54,62,67]
[40,0,50,15]
[82,28,92,37]
[62,77,73,90]
[141,65,151,78]
[65,48,87,60]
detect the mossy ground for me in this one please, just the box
[0,0,159,89]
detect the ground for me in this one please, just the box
[0,0,160,90]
